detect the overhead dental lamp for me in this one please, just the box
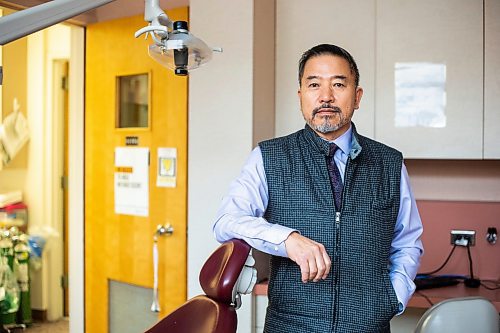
[0,0,219,83]
[134,0,221,76]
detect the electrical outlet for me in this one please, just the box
[450,230,476,246]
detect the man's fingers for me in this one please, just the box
[321,249,331,280]
[312,244,329,282]
[300,256,323,283]
[308,259,318,282]
[313,257,325,282]
[285,232,332,283]
[298,261,310,283]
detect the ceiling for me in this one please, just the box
[0,0,189,25]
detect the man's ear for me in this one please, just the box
[297,89,302,111]
[354,86,364,110]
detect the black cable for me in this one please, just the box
[466,243,474,279]
[464,243,480,288]
[481,282,500,290]
[415,290,434,307]
[420,244,457,276]
[480,280,500,290]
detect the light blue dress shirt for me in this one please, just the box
[213,125,424,313]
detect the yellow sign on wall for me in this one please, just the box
[157,147,176,188]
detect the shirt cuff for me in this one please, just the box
[397,302,404,315]
[263,225,297,257]
[262,240,288,257]
[391,273,414,315]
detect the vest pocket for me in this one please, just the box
[268,259,335,320]
[372,197,396,214]
[338,283,395,331]
[370,197,398,236]
[382,272,400,317]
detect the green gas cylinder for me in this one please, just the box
[0,230,18,326]
[14,233,31,325]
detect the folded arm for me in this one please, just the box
[213,147,295,256]
[213,147,331,282]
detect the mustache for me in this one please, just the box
[312,104,342,116]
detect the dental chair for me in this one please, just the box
[145,239,257,333]
[414,296,499,333]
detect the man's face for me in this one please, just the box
[298,54,363,140]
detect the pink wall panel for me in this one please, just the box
[417,200,500,280]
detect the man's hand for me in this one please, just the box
[284,232,331,283]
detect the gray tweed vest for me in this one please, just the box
[259,124,402,333]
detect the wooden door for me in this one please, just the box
[85,8,188,333]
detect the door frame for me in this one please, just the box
[52,57,69,318]
[68,26,85,333]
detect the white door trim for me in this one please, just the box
[68,25,85,333]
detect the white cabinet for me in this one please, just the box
[484,0,500,159]
[275,0,497,159]
[375,0,484,159]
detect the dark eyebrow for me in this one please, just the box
[332,75,347,81]
[305,75,347,81]
[305,75,320,81]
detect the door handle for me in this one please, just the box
[155,224,174,237]
[151,223,174,312]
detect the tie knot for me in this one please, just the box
[329,143,338,157]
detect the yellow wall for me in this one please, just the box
[1,7,28,168]
[85,8,188,332]
[0,12,74,318]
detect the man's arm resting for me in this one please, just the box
[212,146,332,283]
[214,212,295,256]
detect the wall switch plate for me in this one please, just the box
[450,230,476,246]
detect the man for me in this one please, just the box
[213,44,423,332]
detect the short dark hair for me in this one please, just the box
[298,44,360,87]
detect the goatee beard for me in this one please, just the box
[310,116,343,134]
[307,105,344,134]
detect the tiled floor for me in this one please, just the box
[23,318,69,333]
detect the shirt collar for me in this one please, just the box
[303,123,361,159]
[329,125,352,156]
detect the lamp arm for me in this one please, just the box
[0,0,116,46]
[134,25,168,44]
[144,0,172,29]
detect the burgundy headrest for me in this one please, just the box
[199,239,251,303]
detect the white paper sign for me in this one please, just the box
[114,147,149,217]
[395,62,447,128]
[157,147,177,188]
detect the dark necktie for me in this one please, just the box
[327,143,343,211]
